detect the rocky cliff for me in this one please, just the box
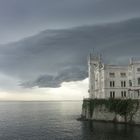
[81,99,140,124]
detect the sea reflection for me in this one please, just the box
[0,101,140,140]
[81,121,140,140]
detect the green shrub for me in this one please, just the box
[82,99,139,119]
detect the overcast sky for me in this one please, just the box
[0,0,140,100]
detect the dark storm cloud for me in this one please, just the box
[0,18,140,88]
[21,67,88,88]
[0,0,140,43]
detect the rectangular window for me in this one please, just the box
[121,81,123,87]
[124,91,126,97]
[109,72,115,77]
[113,91,115,98]
[110,81,115,87]
[124,81,126,87]
[137,68,140,72]
[121,91,127,98]
[110,81,112,87]
[121,81,126,87]
[110,91,112,98]
[121,91,123,97]
[120,73,126,77]
[138,78,140,85]
[110,91,115,98]
[113,81,115,87]
[129,80,132,87]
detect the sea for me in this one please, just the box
[0,101,140,140]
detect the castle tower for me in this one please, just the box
[88,53,101,98]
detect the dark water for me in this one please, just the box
[0,101,140,140]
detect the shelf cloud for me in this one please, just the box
[0,18,140,88]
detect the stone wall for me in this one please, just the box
[81,99,140,124]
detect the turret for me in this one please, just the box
[88,52,102,98]
[129,57,133,65]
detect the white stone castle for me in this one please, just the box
[88,53,140,99]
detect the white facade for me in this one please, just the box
[88,53,140,99]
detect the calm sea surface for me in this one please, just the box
[0,101,140,140]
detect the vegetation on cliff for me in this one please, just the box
[82,99,139,122]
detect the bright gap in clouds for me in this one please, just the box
[0,79,88,101]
